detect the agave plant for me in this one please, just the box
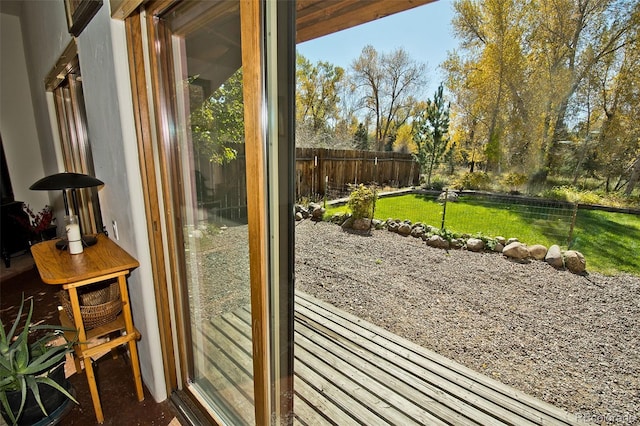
[0,296,77,425]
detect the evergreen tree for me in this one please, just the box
[354,123,370,150]
[413,83,451,186]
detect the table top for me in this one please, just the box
[31,234,139,285]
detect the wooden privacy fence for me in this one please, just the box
[296,148,419,199]
[195,147,419,223]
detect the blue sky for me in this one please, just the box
[296,0,458,97]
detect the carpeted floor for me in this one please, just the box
[0,255,181,426]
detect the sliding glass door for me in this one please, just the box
[168,5,254,423]
[131,0,294,423]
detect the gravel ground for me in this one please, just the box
[295,220,640,425]
[193,220,639,424]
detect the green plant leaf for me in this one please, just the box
[13,375,27,425]
[25,375,48,418]
[0,294,76,423]
[35,375,77,405]
[22,346,69,376]
[14,336,30,372]
[0,389,17,425]
[4,295,27,345]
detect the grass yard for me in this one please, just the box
[571,209,640,275]
[325,193,640,275]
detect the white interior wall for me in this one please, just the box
[77,4,166,402]
[0,13,50,211]
[10,1,166,402]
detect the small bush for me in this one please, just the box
[452,172,492,190]
[347,184,377,219]
[500,173,528,193]
[541,186,602,205]
[540,186,572,201]
[424,176,448,191]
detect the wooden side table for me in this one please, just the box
[31,234,144,424]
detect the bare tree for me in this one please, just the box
[351,46,427,151]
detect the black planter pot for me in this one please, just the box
[0,363,73,426]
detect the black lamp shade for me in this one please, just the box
[29,172,103,249]
[30,172,103,190]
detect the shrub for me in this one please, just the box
[541,186,602,205]
[452,172,492,190]
[500,173,528,193]
[577,191,602,205]
[347,184,377,219]
[423,175,448,191]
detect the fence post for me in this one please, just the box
[567,202,579,248]
[324,175,328,208]
[313,154,318,199]
[374,156,378,185]
[441,189,448,230]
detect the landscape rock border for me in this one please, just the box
[300,206,588,275]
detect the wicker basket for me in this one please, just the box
[59,281,123,330]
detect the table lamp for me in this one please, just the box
[30,172,103,249]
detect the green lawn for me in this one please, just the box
[325,193,639,275]
[571,209,640,275]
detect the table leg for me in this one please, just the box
[67,286,105,423]
[117,275,145,401]
[128,339,144,401]
[84,357,105,423]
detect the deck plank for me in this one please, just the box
[295,316,488,425]
[193,292,584,425]
[295,292,582,425]
[295,327,449,425]
[293,374,361,426]
[195,320,254,424]
[296,299,537,425]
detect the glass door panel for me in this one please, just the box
[160,2,254,424]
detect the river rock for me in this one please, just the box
[427,235,450,249]
[528,244,548,260]
[352,218,371,231]
[545,245,564,269]
[411,226,425,238]
[503,242,529,259]
[295,204,310,219]
[564,250,586,274]
[340,216,354,230]
[330,212,349,225]
[450,238,464,249]
[397,222,412,236]
[466,238,485,252]
[310,204,325,220]
[438,190,458,202]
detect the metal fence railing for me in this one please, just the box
[329,189,640,251]
[443,191,577,246]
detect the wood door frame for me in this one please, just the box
[239,0,270,422]
[125,8,178,397]
[122,0,433,423]
[125,1,273,422]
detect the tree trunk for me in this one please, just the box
[543,97,570,172]
[624,156,640,196]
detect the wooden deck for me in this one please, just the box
[194,291,583,425]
